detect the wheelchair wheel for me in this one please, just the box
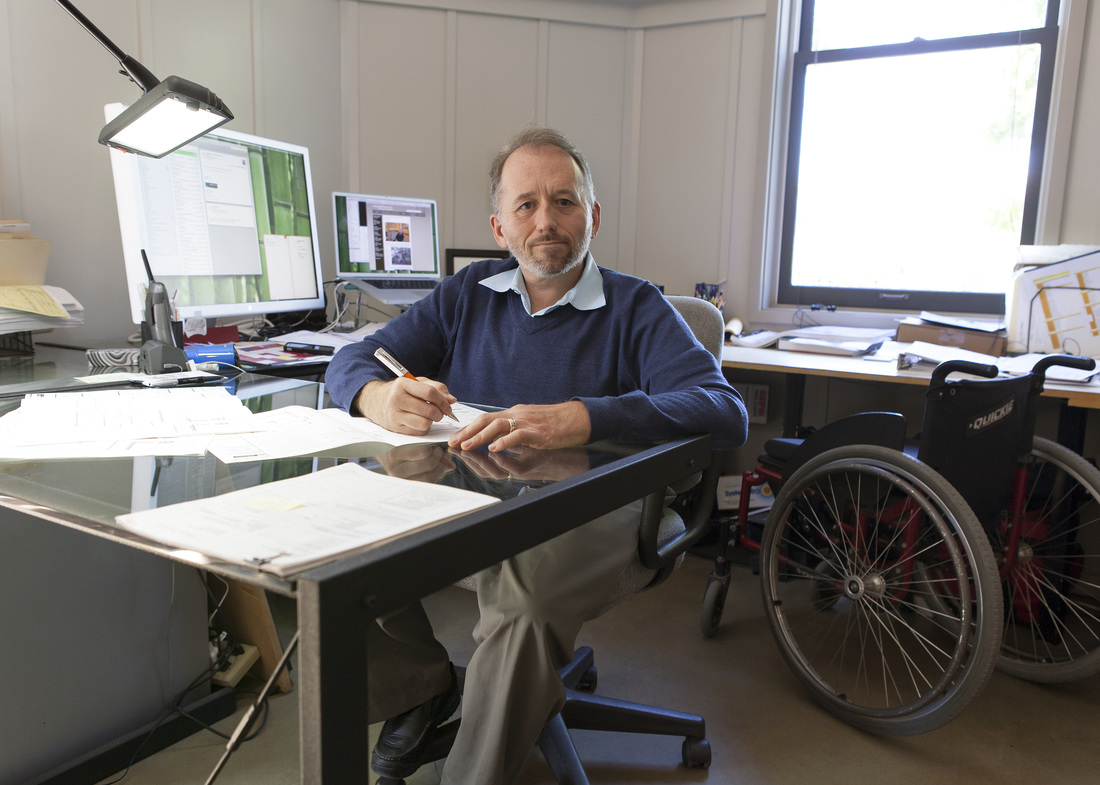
[994,437,1100,683]
[759,445,1002,736]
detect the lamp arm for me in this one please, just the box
[117,54,161,93]
[55,0,161,92]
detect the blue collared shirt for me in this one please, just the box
[478,253,606,316]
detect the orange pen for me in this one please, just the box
[374,346,460,423]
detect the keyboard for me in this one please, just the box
[371,280,438,290]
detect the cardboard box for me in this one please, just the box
[0,238,50,286]
[895,320,1007,356]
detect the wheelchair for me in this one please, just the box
[700,353,1100,736]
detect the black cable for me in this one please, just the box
[96,635,251,785]
[175,695,270,742]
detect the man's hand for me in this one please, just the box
[353,377,458,435]
[376,444,455,483]
[447,401,591,452]
[453,445,591,483]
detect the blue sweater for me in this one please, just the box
[326,259,748,450]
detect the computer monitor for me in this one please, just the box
[333,192,441,284]
[107,112,325,325]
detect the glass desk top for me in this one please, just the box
[0,345,663,595]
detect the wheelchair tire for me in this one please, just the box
[994,437,1100,683]
[759,445,1002,736]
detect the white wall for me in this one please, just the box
[0,0,341,343]
[1058,0,1100,243]
[340,0,767,317]
[0,0,1097,345]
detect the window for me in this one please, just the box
[776,0,1060,314]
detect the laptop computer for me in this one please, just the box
[333,192,442,305]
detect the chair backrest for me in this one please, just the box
[917,370,1037,527]
[666,295,724,361]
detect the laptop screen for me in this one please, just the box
[333,192,441,282]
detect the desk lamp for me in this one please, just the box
[55,0,233,158]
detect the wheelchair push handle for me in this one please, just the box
[1031,353,1096,382]
[931,360,1000,384]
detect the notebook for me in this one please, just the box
[333,192,442,305]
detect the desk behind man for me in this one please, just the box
[326,125,747,784]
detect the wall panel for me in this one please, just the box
[256,0,342,278]
[452,13,542,249]
[546,22,629,271]
[1059,0,1100,242]
[355,4,449,213]
[8,0,152,341]
[635,20,735,295]
[146,0,255,132]
[726,15,767,322]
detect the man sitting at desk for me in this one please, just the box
[325,125,748,784]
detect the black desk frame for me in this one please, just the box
[296,435,711,782]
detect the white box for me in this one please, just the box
[716,475,773,511]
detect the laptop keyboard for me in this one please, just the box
[371,280,438,290]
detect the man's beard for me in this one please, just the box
[511,222,593,280]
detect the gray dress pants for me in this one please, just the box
[366,499,644,785]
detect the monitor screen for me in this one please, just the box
[107,114,325,325]
[333,192,440,282]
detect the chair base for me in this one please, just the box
[375,646,710,785]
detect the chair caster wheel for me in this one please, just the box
[683,736,711,768]
[577,665,597,692]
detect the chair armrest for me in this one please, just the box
[637,451,722,571]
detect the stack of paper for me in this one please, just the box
[896,342,1097,384]
[0,387,257,459]
[729,324,895,350]
[0,387,483,462]
[114,462,501,576]
[0,285,84,334]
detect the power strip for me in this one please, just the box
[212,644,261,688]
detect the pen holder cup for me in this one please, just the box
[141,320,185,348]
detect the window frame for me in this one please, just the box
[774,0,1062,316]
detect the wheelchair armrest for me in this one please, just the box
[637,451,722,571]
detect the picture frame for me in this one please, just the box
[445,248,511,276]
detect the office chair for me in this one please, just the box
[386,296,725,785]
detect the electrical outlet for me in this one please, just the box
[212,644,261,688]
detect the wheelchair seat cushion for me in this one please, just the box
[759,412,907,479]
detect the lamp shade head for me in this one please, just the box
[99,75,233,158]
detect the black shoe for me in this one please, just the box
[371,664,460,779]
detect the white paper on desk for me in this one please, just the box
[728,324,894,349]
[997,353,1098,383]
[272,329,360,351]
[0,419,211,459]
[114,462,500,576]
[898,341,1001,368]
[0,285,83,331]
[917,311,1006,333]
[776,337,882,356]
[2,387,256,446]
[207,402,484,463]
